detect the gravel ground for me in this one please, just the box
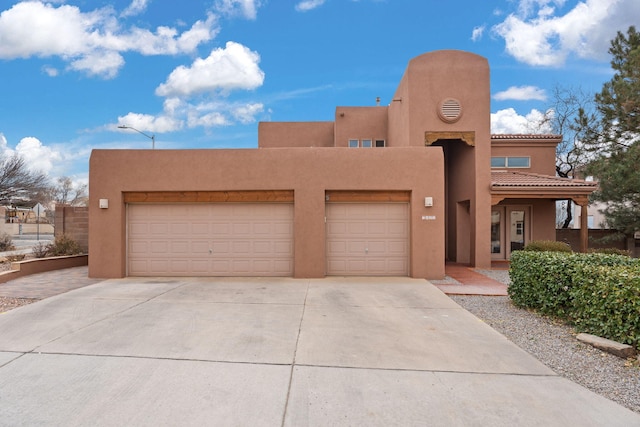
[0,259,38,313]
[452,268,640,414]
[0,296,37,313]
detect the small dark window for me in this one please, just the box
[375,140,385,147]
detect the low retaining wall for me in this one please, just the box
[0,254,88,284]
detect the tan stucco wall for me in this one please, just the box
[89,147,445,279]
[258,122,334,148]
[491,140,558,175]
[530,199,557,241]
[334,106,388,147]
[390,50,492,267]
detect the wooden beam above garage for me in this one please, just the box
[325,190,411,203]
[123,190,294,203]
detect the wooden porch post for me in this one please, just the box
[579,202,589,253]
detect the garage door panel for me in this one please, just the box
[128,203,293,276]
[149,223,169,235]
[189,241,208,253]
[326,203,408,276]
[212,223,230,234]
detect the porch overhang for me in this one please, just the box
[491,171,597,206]
[491,171,598,253]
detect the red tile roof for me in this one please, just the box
[491,171,597,188]
[491,134,562,140]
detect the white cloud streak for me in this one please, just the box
[215,0,262,20]
[471,25,485,42]
[493,85,547,101]
[121,0,151,18]
[295,0,326,12]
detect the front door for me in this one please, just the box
[491,206,530,260]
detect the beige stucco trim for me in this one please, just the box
[425,131,475,146]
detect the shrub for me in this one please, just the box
[0,232,15,252]
[32,241,50,258]
[570,265,640,348]
[6,254,25,262]
[509,251,640,349]
[589,247,631,256]
[508,251,639,318]
[509,251,576,317]
[523,240,572,253]
[46,234,83,256]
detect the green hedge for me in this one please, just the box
[571,265,640,348]
[509,251,640,348]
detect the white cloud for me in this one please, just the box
[68,50,125,79]
[14,137,62,174]
[295,0,326,12]
[156,41,265,97]
[42,66,59,77]
[114,40,266,134]
[188,111,230,128]
[232,103,265,124]
[116,98,265,133]
[116,113,184,135]
[121,0,151,18]
[491,108,553,134]
[493,85,547,101]
[215,0,262,20]
[493,0,640,66]
[0,1,219,78]
[471,25,485,42]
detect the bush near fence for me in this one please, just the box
[509,250,640,348]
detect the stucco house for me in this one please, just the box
[89,50,596,279]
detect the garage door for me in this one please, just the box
[326,203,409,276]
[127,203,294,276]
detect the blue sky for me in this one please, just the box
[1,0,639,188]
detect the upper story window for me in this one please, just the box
[491,156,530,168]
[348,139,385,148]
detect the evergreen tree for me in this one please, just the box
[586,26,640,235]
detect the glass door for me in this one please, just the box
[509,209,526,253]
[491,206,530,260]
[491,208,504,259]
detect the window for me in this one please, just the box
[491,157,506,168]
[506,157,530,168]
[348,138,382,148]
[491,156,530,168]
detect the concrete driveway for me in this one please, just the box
[0,277,638,426]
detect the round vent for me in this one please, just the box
[438,98,462,123]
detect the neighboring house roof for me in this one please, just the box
[491,171,597,205]
[491,134,563,140]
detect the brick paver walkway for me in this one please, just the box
[433,263,509,296]
[0,266,102,299]
[0,264,509,299]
